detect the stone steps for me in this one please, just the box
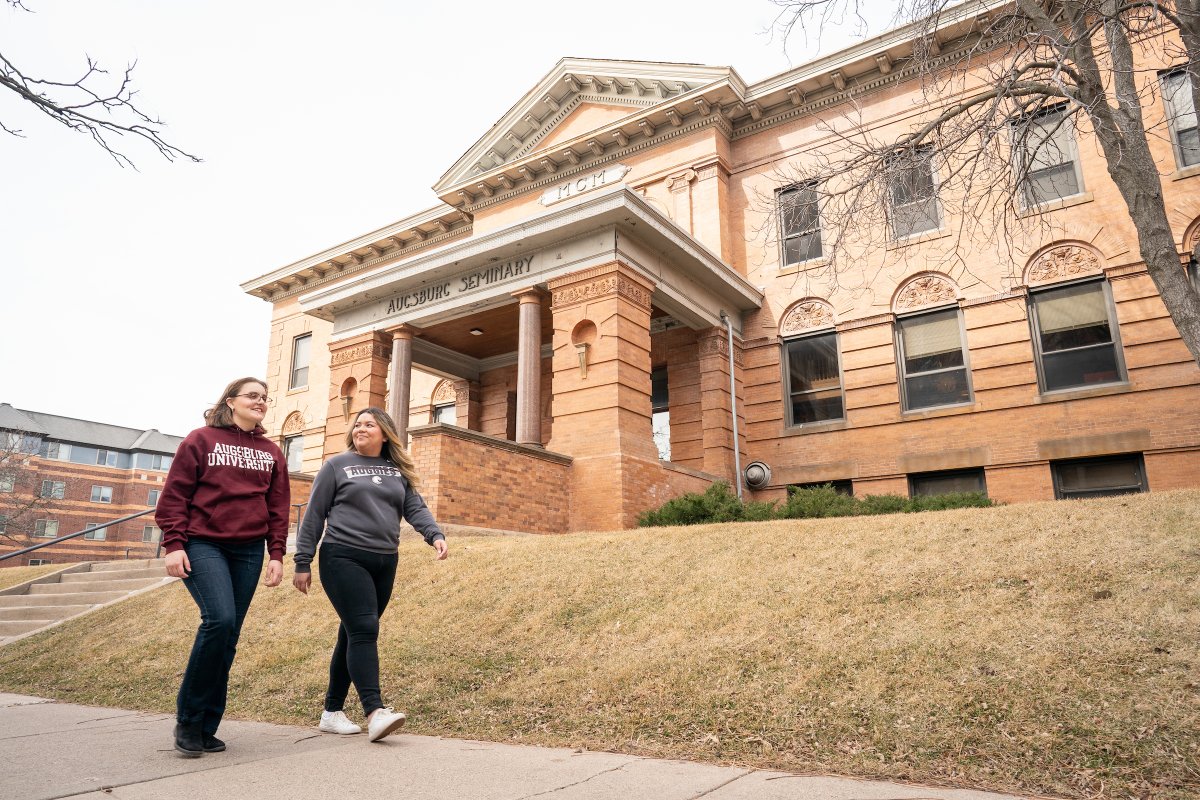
[0,558,174,646]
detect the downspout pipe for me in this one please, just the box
[719,310,744,500]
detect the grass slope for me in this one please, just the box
[1,491,1197,799]
[0,563,63,591]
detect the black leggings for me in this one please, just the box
[318,542,398,717]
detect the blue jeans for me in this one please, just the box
[176,538,264,735]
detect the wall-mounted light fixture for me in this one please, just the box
[341,395,353,420]
[469,327,484,336]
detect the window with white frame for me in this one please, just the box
[143,525,161,543]
[290,334,312,390]
[84,523,106,541]
[1162,70,1200,168]
[431,403,457,425]
[1052,454,1147,499]
[283,435,304,473]
[34,519,58,537]
[91,485,113,503]
[95,449,118,467]
[147,489,160,506]
[896,307,972,410]
[28,559,51,566]
[887,146,941,238]
[1029,280,1125,393]
[779,182,822,265]
[783,331,844,426]
[0,474,12,492]
[40,480,66,499]
[1018,107,1085,206]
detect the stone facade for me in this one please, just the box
[242,37,1200,532]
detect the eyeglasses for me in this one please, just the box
[233,392,272,405]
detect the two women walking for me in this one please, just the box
[159,377,444,756]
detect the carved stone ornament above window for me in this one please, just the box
[779,299,835,335]
[894,273,958,312]
[432,380,457,404]
[281,411,305,436]
[1025,243,1103,286]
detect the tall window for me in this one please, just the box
[779,182,822,265]
[147,489,160,506]
[0,515,7,534]
[34,519,58,537]
[1029,280,1125,393]
[896,308,972,410]
[290,334,312,390]
[1162,70,1200,168]
[887,147,940,238]
[284,435,304,473]
[40,480,66,499]
[0,474,12,492]
[84,523,106,541]
[91,485,114,503]
[143,525,161,543]
[910,468,987,497]
[784,331,844,425]
[1019,108,1084,206]
[1052,454,1146,499]
[650,366,670,461]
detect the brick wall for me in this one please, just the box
[409,424,571,534]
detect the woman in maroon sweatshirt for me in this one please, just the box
[155,377,290,758]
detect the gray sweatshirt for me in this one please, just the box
[294,451,444,573]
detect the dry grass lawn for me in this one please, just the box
[0,563,63,591]
[0,490,1197,799]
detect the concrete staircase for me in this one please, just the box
[0,559,174,646]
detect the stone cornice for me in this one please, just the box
[408,422,574,466]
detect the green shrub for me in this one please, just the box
[780,484,859,519]
[857,494,909,515]
[637,482,995,527]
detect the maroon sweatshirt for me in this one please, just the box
[155,424,291,560]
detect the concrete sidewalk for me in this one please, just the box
[0,693,1033,800]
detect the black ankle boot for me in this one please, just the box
[174,722,204,758]
[203,734,226,752]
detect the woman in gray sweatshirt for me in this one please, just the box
[293,407,448,742]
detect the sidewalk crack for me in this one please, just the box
[685,769,756,799]
[514,761,633,799]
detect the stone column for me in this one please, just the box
[697,326,744,482]
[548,262,657,531]
[325,331,392,458]
[513,288,545,446]
[388,325,416,442]
[691,156,733,264]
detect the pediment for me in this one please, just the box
[434,58,734,196]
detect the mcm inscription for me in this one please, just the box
[384,256,535,315]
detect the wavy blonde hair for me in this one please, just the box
[344,407,420,490]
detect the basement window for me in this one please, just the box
[1051,454,1147,499]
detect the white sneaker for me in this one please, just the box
[319,710,362,735]
[367,707,406,742]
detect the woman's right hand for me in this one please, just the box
[293,571,311,594]
[165,550,190,578]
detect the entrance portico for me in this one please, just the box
[299,186,762,532]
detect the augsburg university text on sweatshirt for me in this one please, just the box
[207,442,275,470]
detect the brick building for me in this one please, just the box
[242,5,1200,533]
[0,404,183,566]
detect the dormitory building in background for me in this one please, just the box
[0,404,183,566]
[242,5,1200,533]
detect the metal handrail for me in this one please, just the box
[0,509,156,563]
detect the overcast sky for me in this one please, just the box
[0,0,887,437]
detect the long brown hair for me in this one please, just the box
[204,377,268,428]
[344,407,420,490]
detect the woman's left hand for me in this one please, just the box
[264,559,284,587]
[433,539,449,560]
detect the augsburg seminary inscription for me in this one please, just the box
[384,255,535,315]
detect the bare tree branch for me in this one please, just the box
[0,1,199,168]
